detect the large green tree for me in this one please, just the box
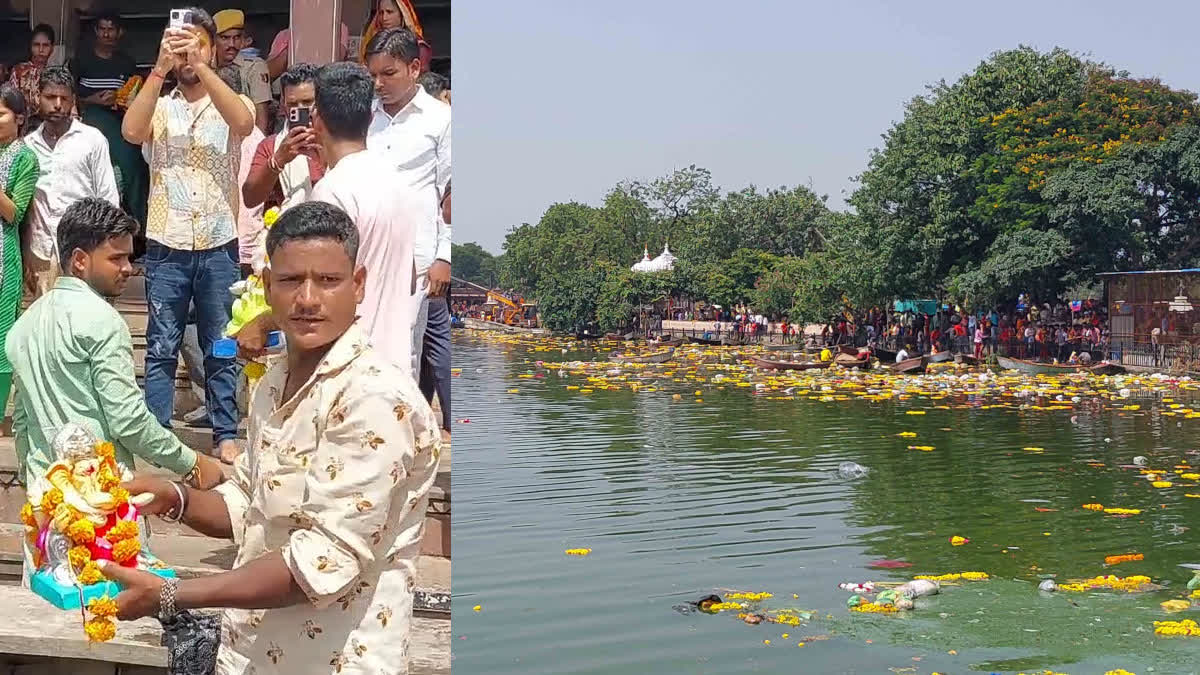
[451,242,500,287]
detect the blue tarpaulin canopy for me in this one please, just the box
[893,299,938,315]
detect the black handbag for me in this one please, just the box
[159,610,221,675]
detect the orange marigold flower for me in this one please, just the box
[97,466,120,491]
[19,502,36,528]
[1105,553,1144,565]
[87,596,119,619]
[40,488,63,515]
[67,518,96,545]
[84,617,115,642]
[68,545,91,571]
[106,519,139,543]
[95,442,115,459]
[77,561,104,585]
[112,538,141,564]
[109,486,130,507]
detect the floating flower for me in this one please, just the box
[1104,553,1143,565]
[907,445,935,452]
[905,411,926,415]
[850,602,898,614]
[914,571,989,582]
[1154,619,1200,636]
[1103,507,1141,515]
[473,605,482,612]
[1152,481,1173,488]
[726,592,774,601]
[84,617,115,642]
[1082,503,1104,511]
[1057,575,1154,593]
[705,602,744,612]
[565,548,592,556]
[949,536,969,546]
[1161,599,1191,612]
[1023,447,1045,452]
[897,432,917,437]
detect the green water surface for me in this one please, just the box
[452,335,1200,674]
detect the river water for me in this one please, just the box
[452,333,1200,674]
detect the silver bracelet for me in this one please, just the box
[159,577,180,622]
[162,481,187,523]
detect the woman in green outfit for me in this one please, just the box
[0,85,39,409]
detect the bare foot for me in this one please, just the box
[441,429,451,444]
[217,439,242,464]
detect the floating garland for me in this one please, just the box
[849,602,898,614]
[726,591,773,601]
[913,571,989,582]
[1153,619,1200,637]
[1104,553,1143,565]
[1056,575,1154,593]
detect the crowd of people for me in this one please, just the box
[1,3,449,673]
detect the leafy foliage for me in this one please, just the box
[451,242,500,287]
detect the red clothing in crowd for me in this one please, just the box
[248,134,328,212]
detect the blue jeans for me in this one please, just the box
[419,295,451,430]
[143,240,240,444]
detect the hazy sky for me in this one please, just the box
[454,0,1200,254]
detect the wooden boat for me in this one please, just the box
[764,343,802,352]
[954,354,980,366]
[1089,361,1126,375]
[996,356,1083,375]
[687,335,724,346]
[464,317,548,335]
[834,353,872,370]
[609,348,675,364]
[838,345,860,357]
[651,336,685,347]
[873,347,898,363]
[890,356,927,374]
[927,351,953,363]
[749,356,832,371]
[604,332,635,341]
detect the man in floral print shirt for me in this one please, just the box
[101,200,442,674]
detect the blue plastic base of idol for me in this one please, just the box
[32,564,176,610]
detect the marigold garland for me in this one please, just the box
[914,571,989,582]
[1082,503,1104,510]
[1056,575,1154,593]
[40,487,63,515]
[726,592,773,601]
[107,519,139,543]
[87,596,119,619]
[850,602,898,614]
[112,538,141,564]
[19,502,35,529]
[109,486,130,508]
[84,617,115,642]
[1104,553,1143,565]
[66,518,96,545]
[77,561,104,585]
[67,545,91,571]
[1153,619,1200,637]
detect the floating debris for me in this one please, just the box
[565,548,592,556]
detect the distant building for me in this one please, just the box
[1098,269,1200,344]
[631,243,676,273]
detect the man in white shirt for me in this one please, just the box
[307,62,422,371]
[23,66,119,297]
[364,27,451,432]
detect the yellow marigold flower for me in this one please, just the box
[84,617,116,642]
[109,486,130,507]
[87,596,119,618]
[77,561,104,585]
[106,519,139,543]
[40,488,63,515]
[263,207,281,227]
[706,602,744,612]
[97,466,120,491]
[112,538,141,564]
[565,548,592,556]
[850,602,898,614]
[67,518,96,545]
[726,592,773,601]
[68,545,91,571]
[95,442,115,459]
[19,502,36,528]
[1153,618,1200,636]
[1082,503,1104,511]
[1152,481,1173,488]
[1104,553,1143,565]
[1103,507,1141,515]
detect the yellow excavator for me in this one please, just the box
[453,277,530,326]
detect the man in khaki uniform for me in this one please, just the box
[214,9,272,133]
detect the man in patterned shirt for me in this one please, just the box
[102,201,442,675]
[121,8,255,464]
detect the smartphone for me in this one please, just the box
[289,106,311,128]
[168,9,194,29]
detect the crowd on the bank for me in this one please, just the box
[1,3,448,673]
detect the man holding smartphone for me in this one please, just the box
[121,7,255,464]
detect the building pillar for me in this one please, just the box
[290,0,343,66]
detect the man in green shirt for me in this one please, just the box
[5,197,221,500]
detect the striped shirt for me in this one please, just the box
[72,50,136,100]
